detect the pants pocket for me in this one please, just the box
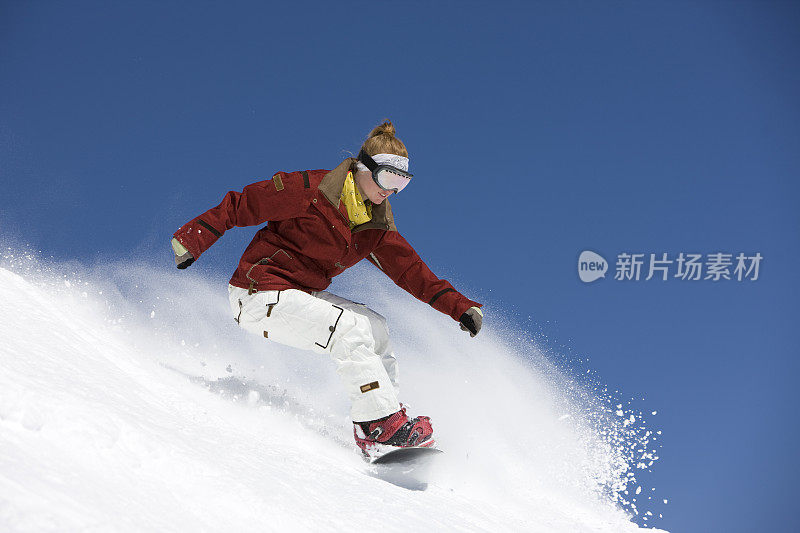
[312,304,345,350]
[238,291,279,321]
[278,294,346,352]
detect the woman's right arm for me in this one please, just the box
[172,172,310,264]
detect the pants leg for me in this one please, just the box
[228,285,401,422]
[311,290,400,398]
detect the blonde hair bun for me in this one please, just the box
[368,120,396,138]
[362,119,408,158]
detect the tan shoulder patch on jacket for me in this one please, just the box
[273,174,284,191]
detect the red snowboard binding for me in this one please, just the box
[353,405,435,460]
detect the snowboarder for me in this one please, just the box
[171,121,483,458]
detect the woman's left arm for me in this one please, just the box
[368,231,483,326]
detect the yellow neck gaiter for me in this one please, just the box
[341,171,372,229]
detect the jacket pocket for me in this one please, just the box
[245,248,294,294]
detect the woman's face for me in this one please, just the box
[354,169,394,204]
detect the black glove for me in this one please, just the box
[459,306,483,337]
[171,238,195,269]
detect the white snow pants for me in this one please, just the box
[228,285,400,422]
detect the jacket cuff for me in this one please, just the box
[429,289,481,322]
[173,218,222,260]
[453,300,482,322]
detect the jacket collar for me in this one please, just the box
[318,158,397,233]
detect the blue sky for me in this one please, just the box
[1,2,798,531]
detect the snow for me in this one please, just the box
[0,250,667,532]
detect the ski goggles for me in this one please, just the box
[357,149,413,194]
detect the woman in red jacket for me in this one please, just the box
[171,121,483,459]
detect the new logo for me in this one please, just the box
[578,250,608,283]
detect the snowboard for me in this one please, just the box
[372,446,443,465]
[368,447,443,490]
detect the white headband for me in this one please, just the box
[357,153,410,173]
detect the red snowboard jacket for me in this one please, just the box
[173,158,481,322]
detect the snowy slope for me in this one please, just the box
[0,251,666,532]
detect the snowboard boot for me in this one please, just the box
[353,405,435,459]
